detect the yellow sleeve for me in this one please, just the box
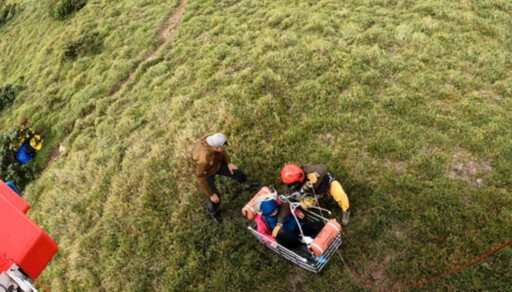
[329,181,350,211]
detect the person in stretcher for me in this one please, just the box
[281,164,351,226]
[260,199,324,249]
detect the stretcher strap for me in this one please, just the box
[310,243,324,255]
[327,221,341,232]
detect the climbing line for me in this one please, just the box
[1,255,52,292]
[337,237,512,290]
[34,279,52,292]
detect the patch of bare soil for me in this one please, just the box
[115,0,188,95]
[157,0,186,44]
[287,272,304,292]
[43,136,70,172]
[362,255,393,286]
[447,149,492,186]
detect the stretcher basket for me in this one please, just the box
[242,187,342,273]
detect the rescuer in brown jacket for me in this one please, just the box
[191,133,259,225]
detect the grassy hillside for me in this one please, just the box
[1,0,511,291]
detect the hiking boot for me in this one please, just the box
[241,182,261,191]
[204,207,224,226]
[341,209,351,226]
[210,212,224,225]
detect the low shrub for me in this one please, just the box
[0,119,42,191]
[0,0,18,26]
[61,31,102,60]
[0,84,22,111]
[49,0,87,20]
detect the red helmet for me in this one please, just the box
[281,164,305,185]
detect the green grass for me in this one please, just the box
[1,0,511,290]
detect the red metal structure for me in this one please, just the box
[0,180,58,291]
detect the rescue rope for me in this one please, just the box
[310,185,324,218]
[34,279,52,292]
[337,237,512,290]
[0,255,52,292]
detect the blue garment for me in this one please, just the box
[6,181,21,197]
[260,199,278,215]
[260,200,297,231]
[260,200,278,229]
[16,143,33,164]
[281,213,298,232]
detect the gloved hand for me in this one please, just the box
[306,173,319,189]
[300,198,315,209]
[307,173,318,184]
[301,236,314,245]
[272,224,282,237]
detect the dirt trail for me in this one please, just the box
[45,0,187,168]
[157,0,187,51]
[111,0,187,97]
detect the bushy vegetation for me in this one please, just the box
[0,0,18,26]
[0,83,21,111]
[49,0,87,20]
[0,0,511,291]
[61,31,102,60]
[0,121,39,190]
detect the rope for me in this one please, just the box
[1,255,52,292]
[338,237,512,291]
[34,279,52,292]
[310,186,325,218]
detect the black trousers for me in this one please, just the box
[206,163,247,213]
[276,221,325,249]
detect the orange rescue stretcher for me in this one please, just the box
[242,187,342,273]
